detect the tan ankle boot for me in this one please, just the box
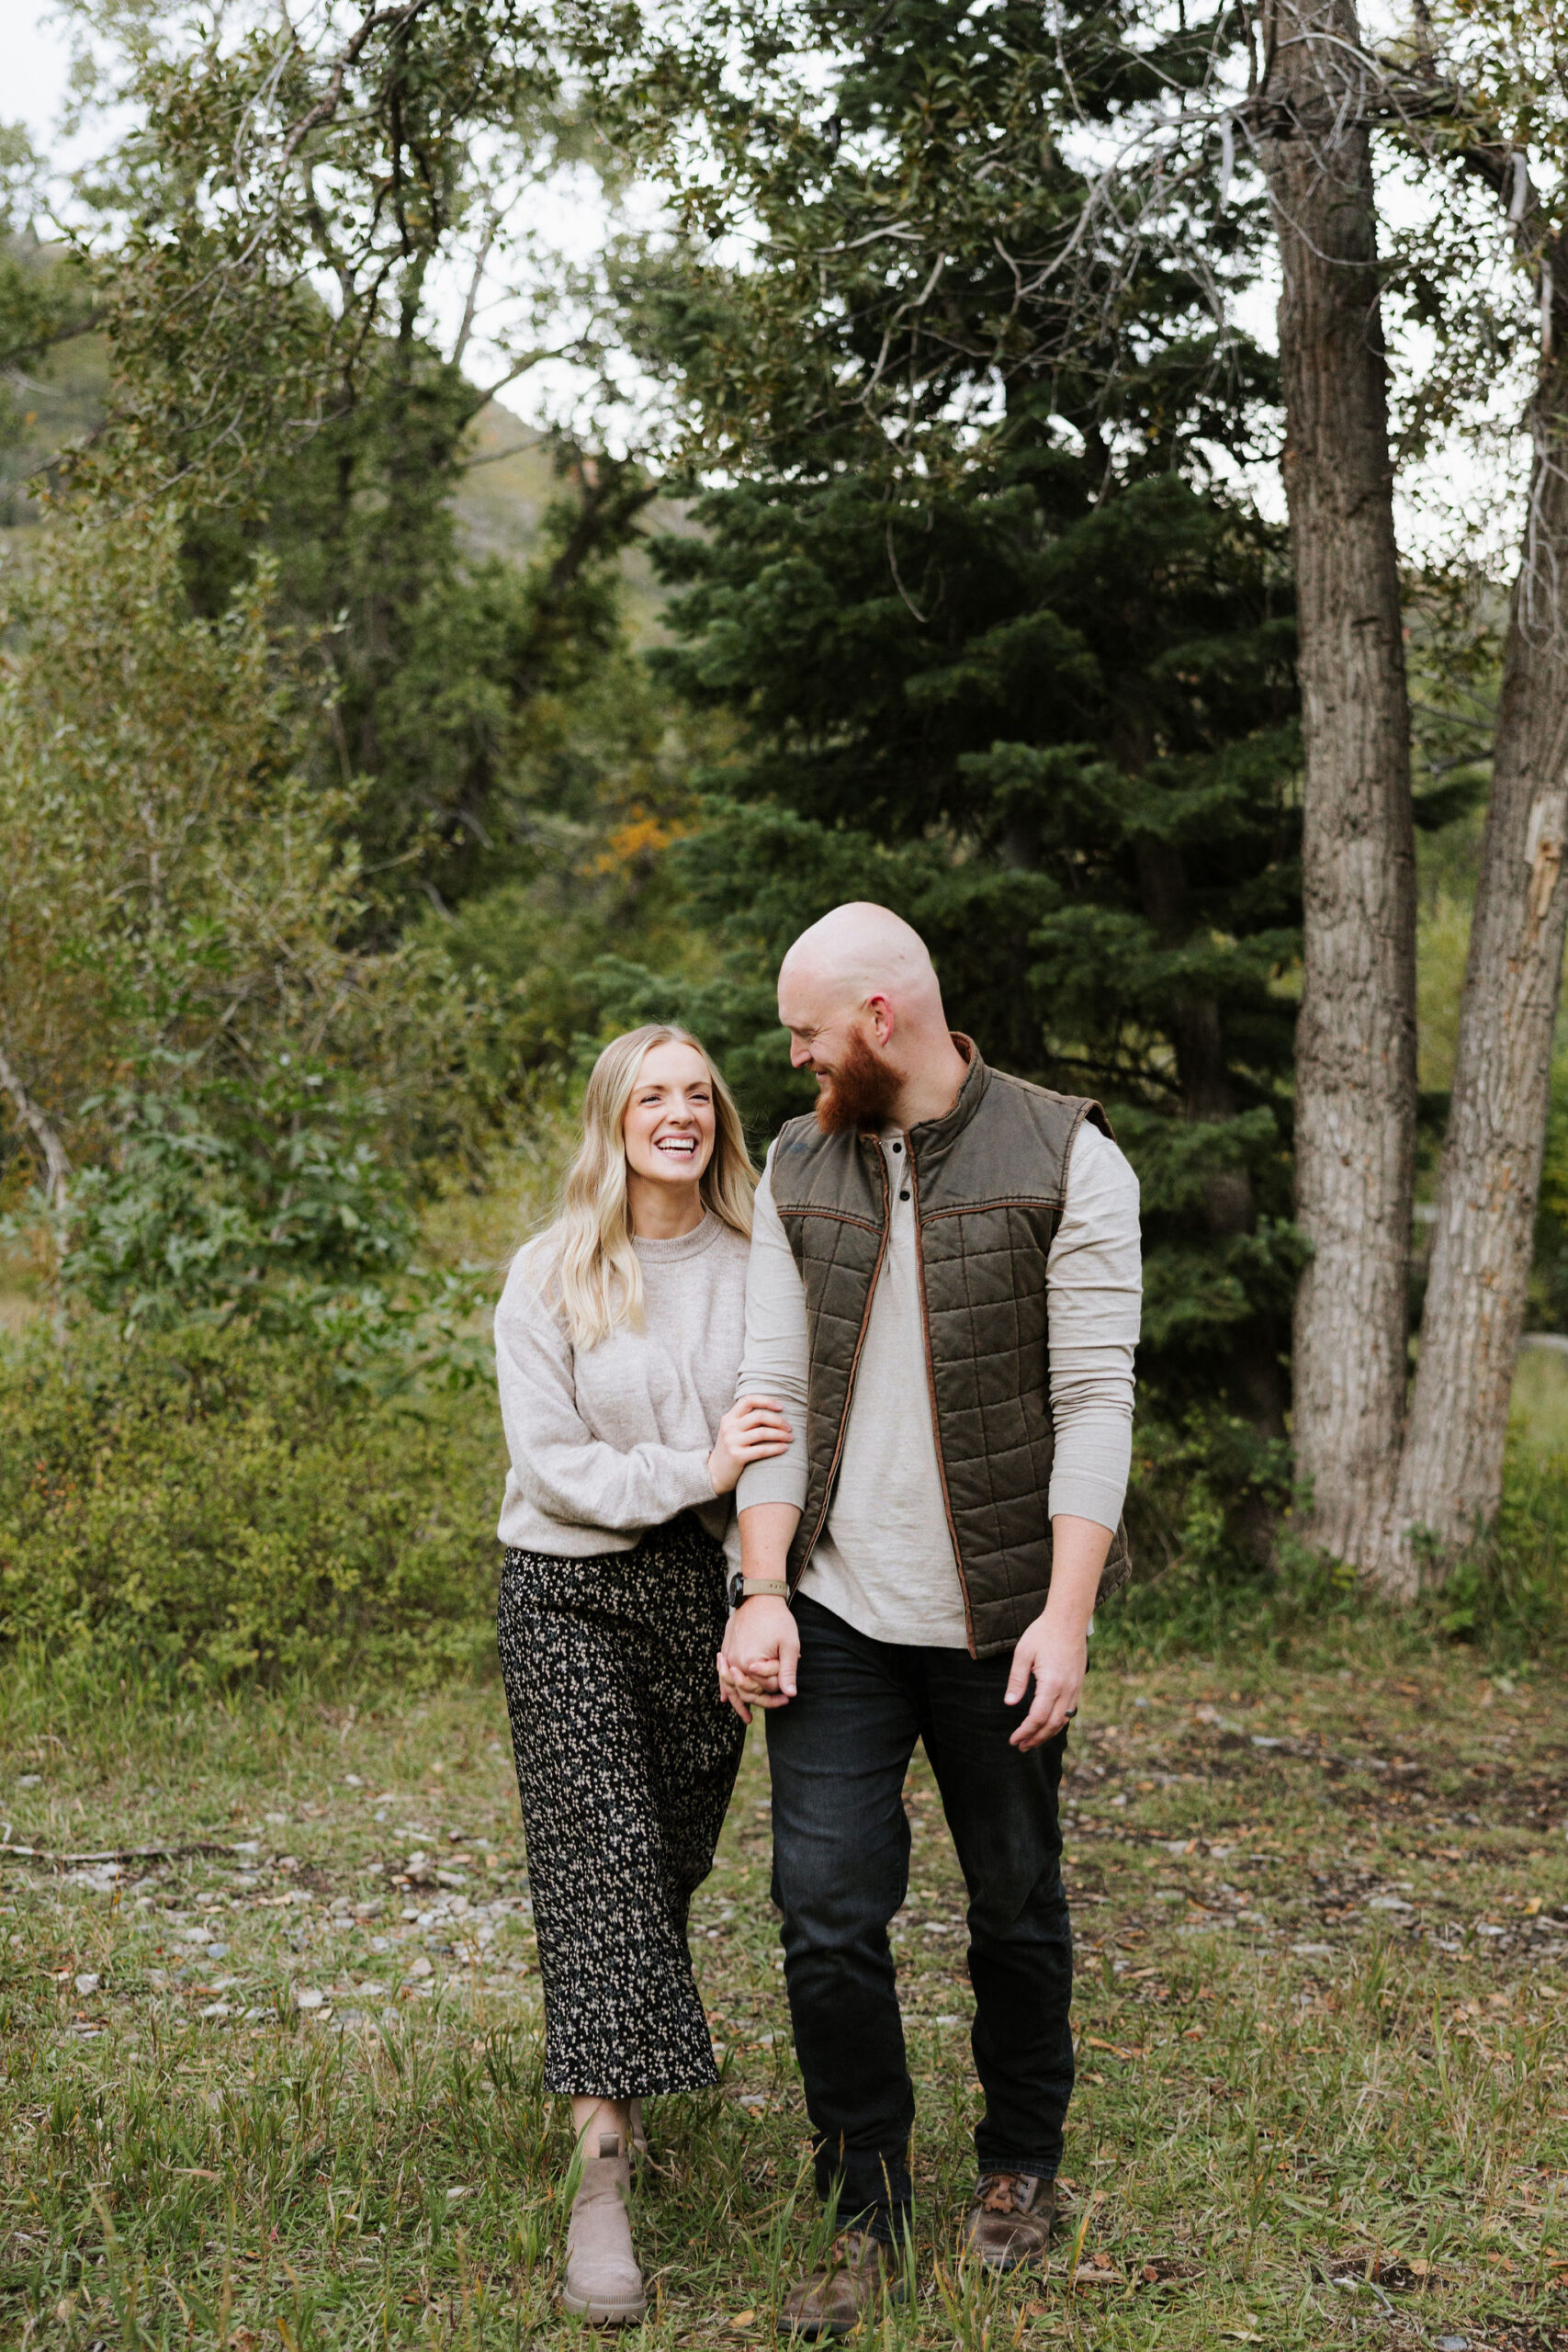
[562,2132,646,2325]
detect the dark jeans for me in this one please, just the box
[766,1593,1073,2243]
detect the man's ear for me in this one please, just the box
[864,993,895,1047]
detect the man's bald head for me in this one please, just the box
[778,902,945,1029]
[777,902,966,1133]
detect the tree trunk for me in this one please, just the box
[1387,242,1568,1585]
[1258,0,1418,1566]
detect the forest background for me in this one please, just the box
[2,0,1567,1687]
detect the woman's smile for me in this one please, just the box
[652,1128,700,1162]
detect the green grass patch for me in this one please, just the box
[0,1649,1565,2347]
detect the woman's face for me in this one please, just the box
[622,1040,717,1193]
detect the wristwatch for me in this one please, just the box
[728,1571,788,1611]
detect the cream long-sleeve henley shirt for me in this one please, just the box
[734,1118,1141,1647]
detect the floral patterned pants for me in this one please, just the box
[496,1513,745,2098]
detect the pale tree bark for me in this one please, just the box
[1386,226,1568,1585]
[0,1038,72,1216]
[1258,0,1418,1565]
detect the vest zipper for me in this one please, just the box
[791,1138,893,1586]
[904,1133,978,1657]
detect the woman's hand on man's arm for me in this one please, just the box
[707,1396,793,1496]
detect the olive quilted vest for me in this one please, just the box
[771,1037,1133,1658]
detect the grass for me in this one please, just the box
[1,1640,1566,2351]
[1511,1349,1568,1459]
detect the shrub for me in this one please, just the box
[0,1320,505,1683]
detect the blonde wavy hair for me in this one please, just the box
[550,1023,756,1349]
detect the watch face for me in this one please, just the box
[728,1571,745,1611]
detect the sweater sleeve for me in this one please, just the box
[493,1259,716,1535]
[1045,1121,1142,1530]
[734,1155,811,1515]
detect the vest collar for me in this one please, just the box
[905,1033,988,1150]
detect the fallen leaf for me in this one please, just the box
[728,2312,757,2331]
[1084,2036,1145,2060]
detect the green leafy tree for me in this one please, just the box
[0,501,496,1317]
[47,0,670,923]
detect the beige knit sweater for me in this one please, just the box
[493,1211,750,1565]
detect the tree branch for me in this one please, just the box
[0,1041,70,1216]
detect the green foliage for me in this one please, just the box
[1529,1044,1568,1332]
[0,497,526,1202]
[60,1072,410,1317]
[184,371,661,922]
[1422,1441,1568,1663]
[0,1320,502,1682]
[0,124,96,466]
[598,0,1272,483]
[45,0,665,928]
[0,500,374,1128]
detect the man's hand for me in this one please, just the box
[1005,1513,1111,1749]
[1004,1616,1087,1749]
[716,1595,799,1724]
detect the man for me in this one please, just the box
[718,902,1141,2337]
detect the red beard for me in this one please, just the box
[815,1026,902,1136]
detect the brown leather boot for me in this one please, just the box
[561,2132,646,2324]
[963,2173,1055,2270]
[780,2230,906,2339]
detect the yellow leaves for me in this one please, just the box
[592,809,685,875]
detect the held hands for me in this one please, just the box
[708,1396,793,1496]
[716,1596,799,1724]
[1004,1617,1087,1750]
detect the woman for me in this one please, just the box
[493,1023,790,2325]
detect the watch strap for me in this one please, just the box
[740,1577,788,1600]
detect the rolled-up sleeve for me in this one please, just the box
[1046,1121,1142,1530]
[735,1153,811,1515]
